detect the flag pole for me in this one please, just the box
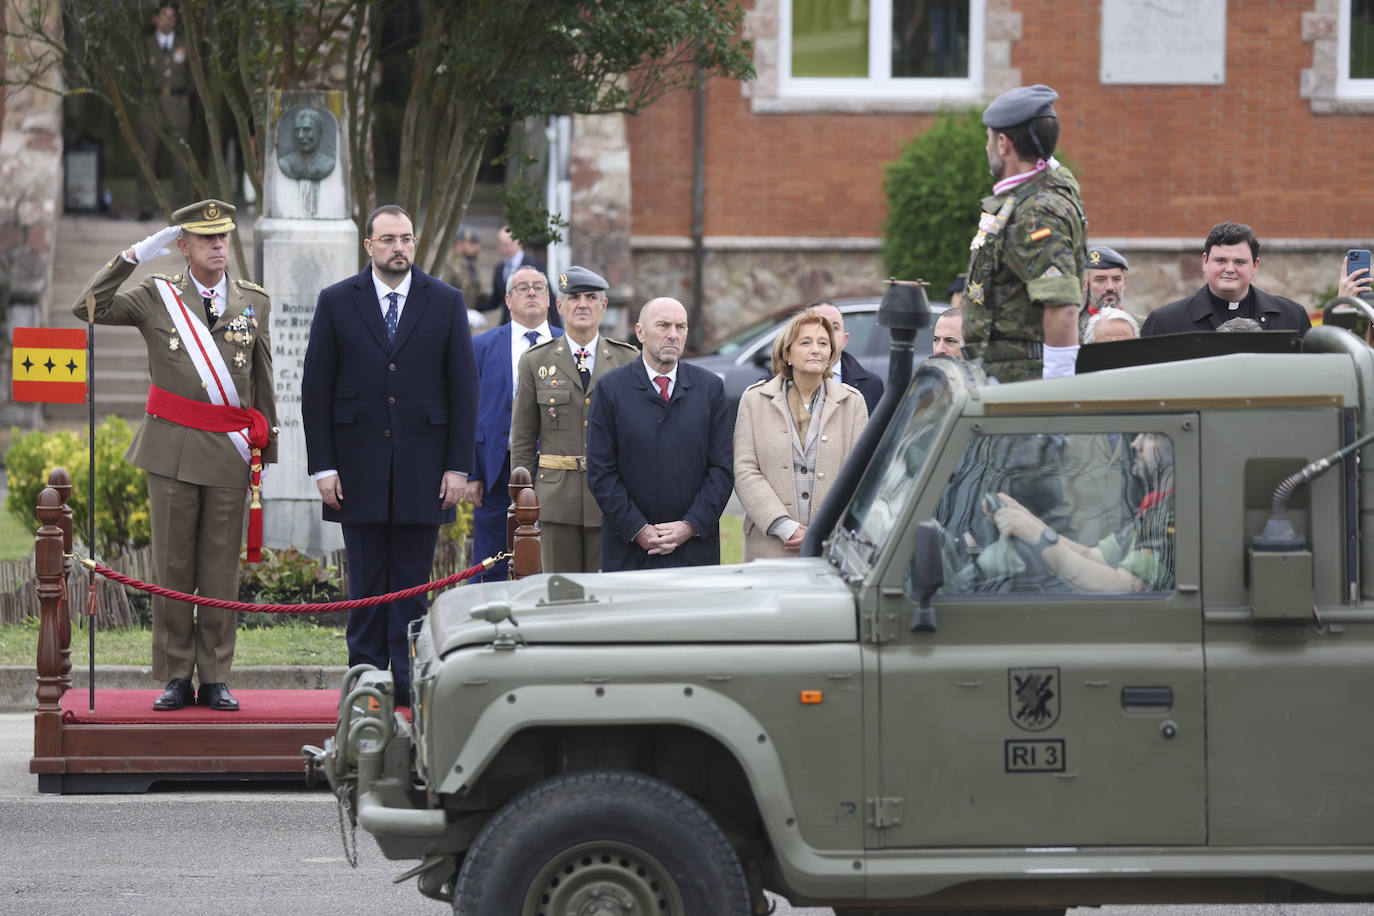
[85,294,96,712]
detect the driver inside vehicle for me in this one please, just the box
[986,432,1175,592]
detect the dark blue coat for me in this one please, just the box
[470,322,562,493]
[587,360,734,571]
[840,350,883,414]
[301,266,478,525]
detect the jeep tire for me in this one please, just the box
[452,769,750,916]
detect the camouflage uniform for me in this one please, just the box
[963,165,1088,383]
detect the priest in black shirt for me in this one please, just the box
[1140,222,1311,336]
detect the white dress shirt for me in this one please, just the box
[642,357,678,399]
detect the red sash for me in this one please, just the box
[146,384,271,562]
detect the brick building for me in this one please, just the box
[614,0,1374,343]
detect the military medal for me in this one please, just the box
[234,351,246,367]
[550,380,558,388]
[168,335,180,351]
[539,366,548,380]
[548,365,557,377]
[225,330,234,342]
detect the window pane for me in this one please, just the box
[793,0,870,78]
[925,432,1175,596]
[1354,0,1374,79]
[892,0,970,78]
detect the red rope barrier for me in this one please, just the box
[76,556,497,613]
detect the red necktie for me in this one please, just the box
[654,375,670,402]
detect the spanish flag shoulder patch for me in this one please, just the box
[1029,227,1052,242]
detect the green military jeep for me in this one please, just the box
[307,287,1374,915]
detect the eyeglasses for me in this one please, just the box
[368,235,417,247]
[511,282,547,295]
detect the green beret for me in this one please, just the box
[983,84,1059,129]
[558,265,608,295]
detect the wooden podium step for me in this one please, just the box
[32,688,343,794]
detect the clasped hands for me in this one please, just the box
[634,520,696,556]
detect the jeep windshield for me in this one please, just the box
[831,370,955,577]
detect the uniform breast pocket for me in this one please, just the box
[539,388,573,431]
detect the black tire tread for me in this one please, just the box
[453,768,750,916]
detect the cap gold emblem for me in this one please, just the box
[1089,249,1101,266]
[560,273,568,289]
[205,202,220,220]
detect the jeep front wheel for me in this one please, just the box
[452,769,750,916]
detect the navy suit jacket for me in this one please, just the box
[470,322,563,493]
[1141,285,1312,336]
[839,350,883,414]
[587,360,734,571]
[301,266,478,526]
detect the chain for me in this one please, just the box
[336,786,358,868]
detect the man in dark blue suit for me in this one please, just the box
[484,226,559,328]
[587,297,733,571]
[301,205,477,705]
[464,264,562,580]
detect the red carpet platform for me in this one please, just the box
[31,689,367,794]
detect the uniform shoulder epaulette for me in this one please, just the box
[526,336,560,353]
[604,337,640,351]
[234,278,268,293]
[150,272,179,283]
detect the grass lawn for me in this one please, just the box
[0,617,349,667]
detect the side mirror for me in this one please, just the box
[909,520,944,632]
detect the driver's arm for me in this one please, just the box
[992,492,1147,592]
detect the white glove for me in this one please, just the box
[131,225,183,264]
[1042,344,1080,379]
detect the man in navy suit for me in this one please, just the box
[587,297,733,571]
[301,204,477,705]
[484,226,559,328]
[464,264,562,580]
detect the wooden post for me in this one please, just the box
[31,487,66,776]
[48,468,74,692]
[511,488,542,580]
[506,466,533,554]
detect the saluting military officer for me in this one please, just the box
[963,84,1088,382]
[74,200,277,712]
[510,267,638,572]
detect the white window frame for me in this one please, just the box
[777,0,985,101]
[1337,0,1374,99]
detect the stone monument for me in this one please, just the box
[256,90,356,553]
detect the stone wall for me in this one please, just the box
[0,0,63,428]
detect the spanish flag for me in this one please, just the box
[12,327,87,404]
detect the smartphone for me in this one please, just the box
[1349,249,1373,301]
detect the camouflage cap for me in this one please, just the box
[455,225,480,244]
[558,265,609,295]
[171,199,236,235]
[1087,245,1129,271]
[982,84,1059,129]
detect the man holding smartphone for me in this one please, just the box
[1140,222,1311,336]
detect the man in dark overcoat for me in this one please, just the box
[301,204,477,705]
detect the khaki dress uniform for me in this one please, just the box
[73,213,276,686]
[511,336,639,572]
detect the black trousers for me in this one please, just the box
[341,522,439,693]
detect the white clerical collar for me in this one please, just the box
[372,270,413,303]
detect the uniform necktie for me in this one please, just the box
[201,294,216,327]
[654,375,670,402]
[384,291,399,341]
[524,329,540,348]
[576,349,591,388]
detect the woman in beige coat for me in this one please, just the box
[734,308,869,561]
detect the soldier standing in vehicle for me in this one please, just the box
[962,84,1088,382]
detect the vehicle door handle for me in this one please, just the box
[1121,686,1173,712]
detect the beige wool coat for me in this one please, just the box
[733,374,868,561]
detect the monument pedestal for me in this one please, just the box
[256,217,356,552]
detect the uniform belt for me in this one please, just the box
[539,454,586,471]
[982,339,1044,362]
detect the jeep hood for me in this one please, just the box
[424,558,857,655]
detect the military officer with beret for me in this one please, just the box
[510,267,639,572]
[74,199,277,712]
[963,84,1088,382]
[1079,244,1142,340]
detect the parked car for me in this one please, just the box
[686,297,949,412]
